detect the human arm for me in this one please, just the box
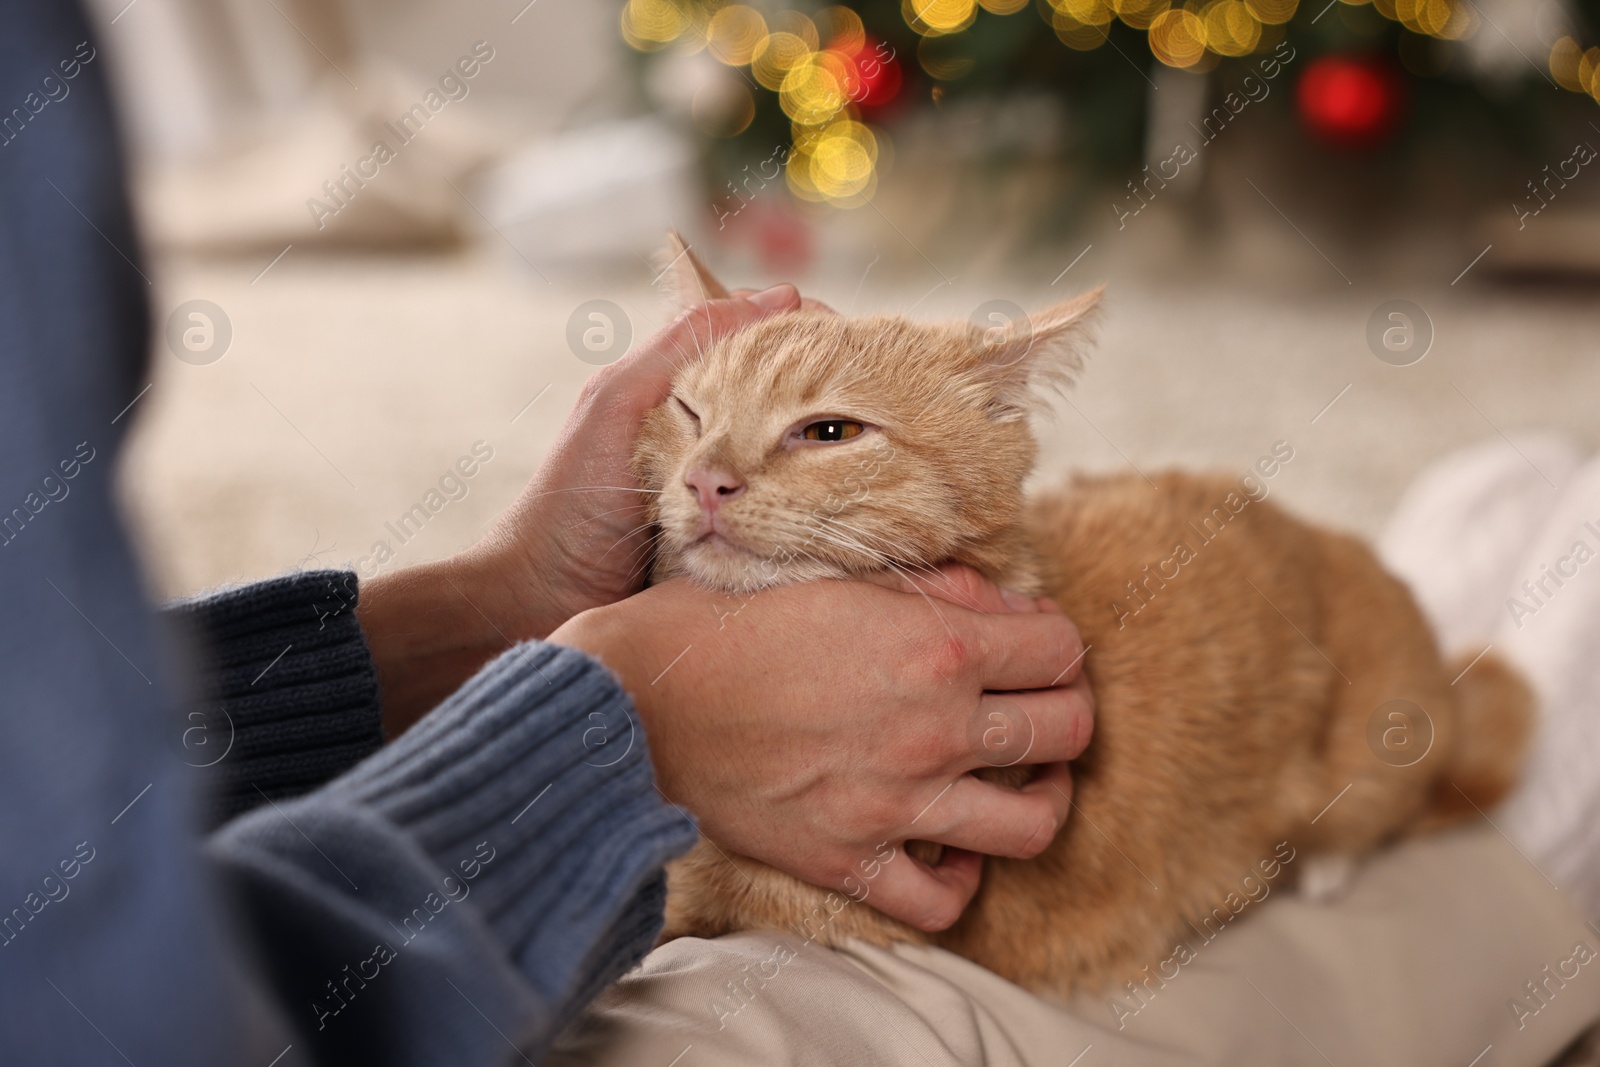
[206,639,697,1062]
[355,286,806,737]
[166,570,384,827]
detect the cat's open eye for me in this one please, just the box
[801,420,866,443]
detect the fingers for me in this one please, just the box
[914,765,1075,860]
[728,287,835,315]
[604,285,803,410]
[652,286,797,373]
[962,685,1094,773]
[965,605,1088,692]
[863,845,982,932]
[748,284,799,311]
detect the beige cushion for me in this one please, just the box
[552,829,1600,1066]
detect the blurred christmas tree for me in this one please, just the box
[622,0,1600,223]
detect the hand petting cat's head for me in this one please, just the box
[634,233,1102,595]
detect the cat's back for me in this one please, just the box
[1021,469,1335,786]
[1025,470,1323,652]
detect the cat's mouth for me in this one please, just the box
[691,530,756,557]
[680,530,777,593]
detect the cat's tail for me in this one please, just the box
[1420,649,1537,830]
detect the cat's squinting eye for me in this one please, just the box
[800,420,866,443]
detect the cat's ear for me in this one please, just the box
[965,286,1102,419]
[657,230,732,309]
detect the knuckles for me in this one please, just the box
[923,632,975,681]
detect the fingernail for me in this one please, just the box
[999,588,1032,611]
[748,283,798,311]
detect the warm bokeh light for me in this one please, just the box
[1112,0,1173,32]
[1148,7,1207,67]
[1243,0,1298,24]
[753,31,815,89]
[1396,0,1475,40]
[1550,36,1584,92]
[1583,46,1600,102]
[771,9,821,50]
[784,143,876,204]
[620,0,691,51]
[818,5,867,52]
[623,0,1598,211]
[1051,11,1109,50]
[1548,36,1600,105]
[1051,0,1116,27]
[780,53,849,125]
[1203,0,1262,57]
[811,120,879,187]
[706,5,769,66]
[904,0,980,35]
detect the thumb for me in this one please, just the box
[747,283,800,311]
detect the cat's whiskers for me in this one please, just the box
[569,501,654,534]
[619,536,663,589]
[810,515,943,579]
[521,486,663,508]
[765,522,889,583]
[805,516,974,631]
[775,515,882,564]
[613,525,666,586]
[772,521,959,630]
[798,530,879,569]
[800,534,961,642]
[596,518,664,567]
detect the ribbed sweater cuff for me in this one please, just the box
[169,569,383,826]
[328,641,699,1019]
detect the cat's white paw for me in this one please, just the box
[1298,855,1359,904]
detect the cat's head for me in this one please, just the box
[634,234,1101,595]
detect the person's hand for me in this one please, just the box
[358,286,803,733]
[548,564,1095,932]
[480,284,805,638]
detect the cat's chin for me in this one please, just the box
[664,540,859,597]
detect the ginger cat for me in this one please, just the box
[634,236,1534,998]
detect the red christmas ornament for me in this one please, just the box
[828,33,903,112]
[1295,55,1405,148]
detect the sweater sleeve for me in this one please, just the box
[207,640,700,1063]
[171,568,703,1048]
[166,570,385,828]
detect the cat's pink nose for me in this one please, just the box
[685,468,746,512]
